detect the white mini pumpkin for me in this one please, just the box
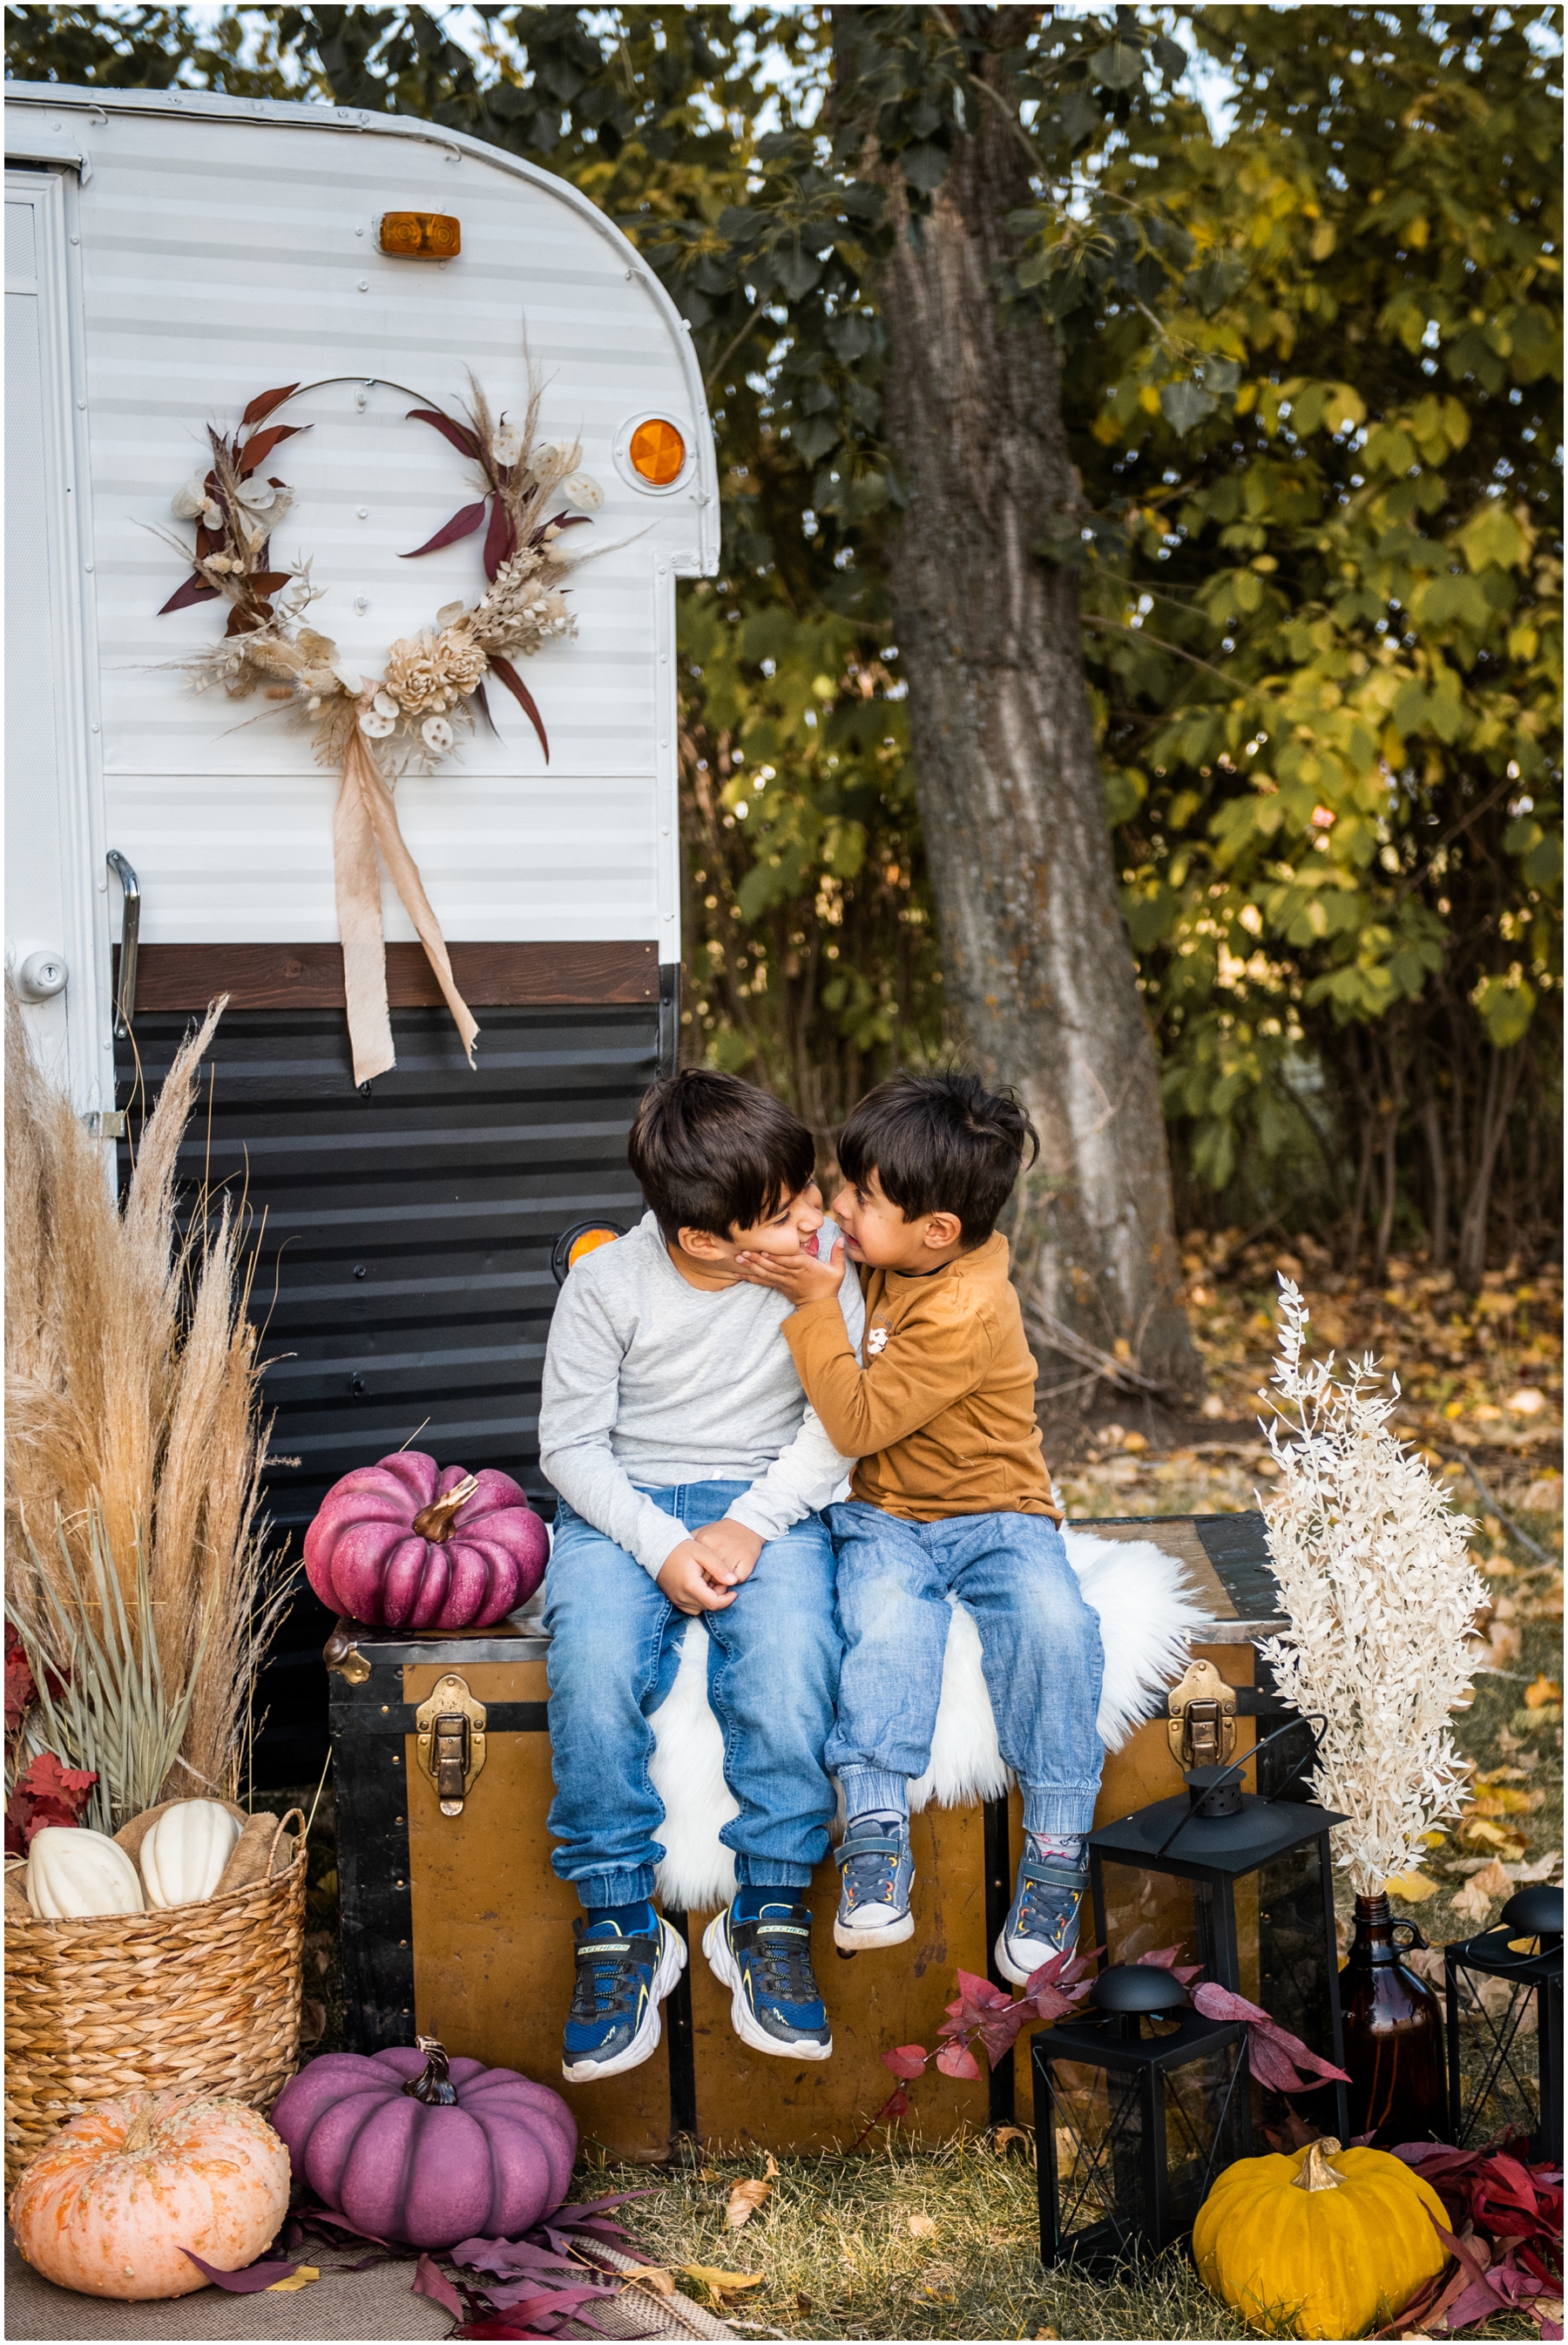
[139,1800,244,1909]
[27,1827,145,1920]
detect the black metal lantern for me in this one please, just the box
[1087,1720,1349,2143]
[1444,1884,1563,2163]
[1033,1962,1248,2268]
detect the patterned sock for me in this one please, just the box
[1028,1831,1087,1870]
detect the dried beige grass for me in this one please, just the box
[4,983,287,1813]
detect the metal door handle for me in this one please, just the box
[105,850,139,1037]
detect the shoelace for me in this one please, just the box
[747,1916,819,2010]
[570,1933,642,2024]
[836,1832,903,1909]
[1015,1864,1083,1946]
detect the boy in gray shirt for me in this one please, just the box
[539,1071,862,2080]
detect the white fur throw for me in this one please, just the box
[646,1527,1209,1913]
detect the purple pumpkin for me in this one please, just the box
[303,1450,547,1630]
[270,2038,576,2248]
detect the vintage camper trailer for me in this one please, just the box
[6,82,716,1775]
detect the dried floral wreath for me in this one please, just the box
[156,368,603,1085]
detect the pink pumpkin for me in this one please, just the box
[303,1451,546,1630]
[269,2039,575,2249]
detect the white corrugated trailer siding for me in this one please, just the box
[6,84,717,956]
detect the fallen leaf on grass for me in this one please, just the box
[1385,1870,1441,1902]
[625,2265,675,2297]
[1451,1859,1513,1924]
[908,2213,936,2237]
[725,2176,773,2229]
[993,2125,1031,2152]
[1524,1674,1562,1707]
[681,2265,765,2303]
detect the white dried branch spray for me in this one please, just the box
[1257,1277,1487,1897]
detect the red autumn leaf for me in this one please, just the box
[179,2249,301,2294]
[1136,1943,1205,1986]
[488,657,550,762]
[241,382,300,428]
[17,1751,96,1816]
[401,500,490,560]
[882,2044,927,2079]
[1191,1980,1351,2091]
[934,2039,983,2081]
[413,2256,467,2319]
[940,1969,1012,2027]
[237,422,306,476]
[407,407,483,462]
[880,2085,910,2119]
[159,573,222,616]
[483,494,515,582]
[5,1627,36,1733]
[247,573,294,598]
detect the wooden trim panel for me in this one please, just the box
[118,940,660,1010]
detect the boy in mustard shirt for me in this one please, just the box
[735,1071,1105,1983]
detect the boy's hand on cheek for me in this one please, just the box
[732,1238,847,1308]
[693,1518,764,1584]
[657,1539,740,1616]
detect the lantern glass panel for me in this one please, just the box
[1163,2032,1249,2229]
[1097,1859,1215,1975]
[1040,2057,1149,2254]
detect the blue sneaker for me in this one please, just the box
[702,1899,833,2061]
[994,1841,1089,1986]
[563,1909,686,2083]
[833,1816,916,1950]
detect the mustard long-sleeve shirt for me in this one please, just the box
[781,1232,1061,1524]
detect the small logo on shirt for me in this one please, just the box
[866,1324,891,1357]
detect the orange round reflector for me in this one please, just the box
[567,1227,619,1270]
[629,418,686,486]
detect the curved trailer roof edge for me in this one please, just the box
[3,78,719,580]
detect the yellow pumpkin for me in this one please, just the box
[1193,2136,1450,2340]
[10,2091,291,2301]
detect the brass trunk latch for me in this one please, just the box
[1166,1658,1237,1771]
[415,1674,487,1815]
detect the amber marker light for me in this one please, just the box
[629,418,686,485]
[551,1220,625,1287]
[378,212,462,260]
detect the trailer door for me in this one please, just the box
[4,164,111,1115]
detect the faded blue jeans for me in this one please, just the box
[826,1503,1105,1838]
[544,1480,841,1909]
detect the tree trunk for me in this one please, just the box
[1456,1045,1523,1290]
[859,15,1200,1398]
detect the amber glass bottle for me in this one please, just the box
[1341,1893,1446,2146]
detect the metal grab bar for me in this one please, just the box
[105,849,139,1037]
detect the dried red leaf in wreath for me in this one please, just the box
[238,422,306,476]
[402,501,490,560]
[489,657,550,763]
[482,496,514,583]
[5,1625,37,1734]
[241,382,301,428]
[406,407,483,462]
[159,575,222,616]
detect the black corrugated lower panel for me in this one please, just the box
[117,1002,658,1785]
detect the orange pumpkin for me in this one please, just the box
[10,2091,291,2300]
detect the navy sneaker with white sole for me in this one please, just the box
[994,1845,1089,1986]
[562,1910,686,2082]
[833,1816,916,1950]
[702,1899,833,2060]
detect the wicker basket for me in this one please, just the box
[3,1808,307,2192]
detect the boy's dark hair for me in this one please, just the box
[837,1071,1039,1246]
[629,1069,816,1245]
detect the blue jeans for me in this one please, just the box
[826,1503,1105,1838]
[544,1480,841,1909]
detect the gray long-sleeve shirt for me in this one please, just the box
[538,1210,864,1578]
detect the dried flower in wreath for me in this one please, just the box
[152,364,606,1085]
[1257,1278,1487,1899]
